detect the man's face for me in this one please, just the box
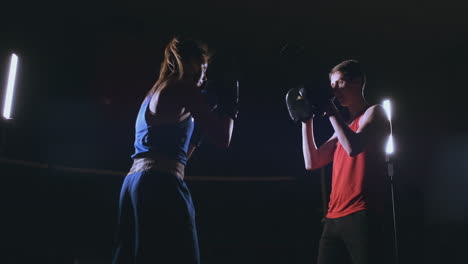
[330,71,362,106]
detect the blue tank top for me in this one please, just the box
[131,95,194,165]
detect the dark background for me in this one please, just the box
[1,0,467,263]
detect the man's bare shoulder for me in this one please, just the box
[360,104,387,127]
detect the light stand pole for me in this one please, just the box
[383,99,399,264]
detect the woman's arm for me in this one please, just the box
[187,144,197,161]
[178,81,234,149]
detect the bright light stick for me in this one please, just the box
[383,99,394,155]
[383,99,391,121]
[386,135,394,155]
[382,99,399,263]
[3,54,19,119]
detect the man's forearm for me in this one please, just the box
[329,113,359,156]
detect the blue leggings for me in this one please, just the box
[112,170,200,264]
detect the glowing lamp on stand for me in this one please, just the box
[3,53,19,120]
[382,98,399,264]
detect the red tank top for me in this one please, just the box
[326,114,386,218]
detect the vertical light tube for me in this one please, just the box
[383,99,392,121]
[383,99,394,154]
[386,135,394,155]
[383,98,399,264]
[3,54,19,119]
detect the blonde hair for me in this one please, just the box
[147,36,210,97]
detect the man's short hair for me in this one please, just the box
[329,60,366,89]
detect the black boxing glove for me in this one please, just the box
[190,84,220,148]
[307,81,334,116]
[200,81,219,112]
[205,75,239,120]
[286,86,313,123]
[286,82,334,122]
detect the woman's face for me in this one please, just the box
[196,62,208,88]
[188,58,208,88]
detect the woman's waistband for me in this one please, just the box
[128,154,185,179]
